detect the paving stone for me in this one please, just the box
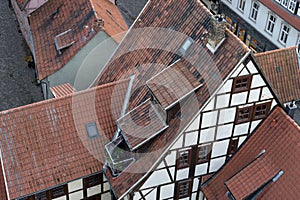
[0,1,43,111]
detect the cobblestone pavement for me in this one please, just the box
[0,1,43,111]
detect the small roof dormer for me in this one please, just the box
[54,29,75,54]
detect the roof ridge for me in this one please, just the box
[0,78,130,115]
[255,46,297,57]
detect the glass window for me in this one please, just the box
[235,106,253,124]
[253,102,271,120]
[238,0,246,11]
[281,0,288,8]
[176,148,191,169]
[176,180,192,199]
[232,75,252,93]
[279,24,290,45]
[288,0,297,13]
[250,2,259,21]
[198,144,212,163]
[227,138,239,157]
[266,14,276,34]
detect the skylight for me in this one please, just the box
[178,37,193,56]
[85,122,99,138]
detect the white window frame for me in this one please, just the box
[288,0,297,13]
[250,1,259,21]
[265,14,276,34]
[281,0,288,8]
[238,0,246,12]
[279,24,290,45]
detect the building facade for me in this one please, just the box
[219,0,300,52]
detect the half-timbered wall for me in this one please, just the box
[18,172,110,200]
[131,56,277,200]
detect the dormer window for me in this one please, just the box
[178,37,193,56]
[54,29,75,54]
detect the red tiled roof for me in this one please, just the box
[147,61,203,109]
[117,99,168,150]
[50,83,76,98]
[30,0,127,80]
[94,0,249,198]
[255,46,300,103]
[0,79,131,199]
[202,106,300,200]
[259,0,300,31]
[0,164,7,200]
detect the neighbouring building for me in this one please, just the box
[201,106,300,200]
[0,0,289,200]
[255,46,300,124]
[218,0,300,53]
[11,0,128,98]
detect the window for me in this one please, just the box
[176,148,191,169]
[281,0,288,8]
[279,24,289,45]
[176,180,192,199]
[232,75,252,93]
[197,144,212,163]
[235,106,253,124]
[253,102,271,120]
[250,2,259,21]
[50,185,68,199]
[84,173,102,188]
[238,0,246,12]
[227,138,239,157]
[178,37,193,56]
[266,14,276,34]
[86,122,99,138]
[288,0,297,12]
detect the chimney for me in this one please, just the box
[206,14,226,54]
[285,101,297,119]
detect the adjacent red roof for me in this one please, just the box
[259,0,300,31]
[147,61,203,109]
[30,0,128,80]
[202,106,300,200]
[0,79,131,199]
[94,0,249,198]
[255,46,300,103]
[50,83,76,98]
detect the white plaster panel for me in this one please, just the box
[103,182,110,191]
[133,192,141,200]
[194,163,208,176]
[209,157,226,172]
[157,161,165,169]
[231,92,248,106]
[233,123,249,136]
[271,99,277,110]
[141,169,171,189]
[216,124,233,139]
[212,140,229,157]
[169,167,175,180]
[248,88,260,103]
[239,68,249,76]
[201,111,218,128]
[165,151,176,166]
[250,120,262,133]
[69,191,83,200]
[101,192,110,200]
[246,60,258,74]
[141,189,152,196]
[199,127,215,143]
[53,196,66,200]
[192,193,197,199]
[171,135,183,150]
[260,87,273,100]
[87,185,101,197]
[218,108,236,124]
[193,178,199,192]
[68,179,82,192]
[185,115,200,132]
[184,131,198,146]
[145,189,156,199]
[217,79,233,94]
[203,97,215,112]
[216,94,230,109]
[251,74,266,88]
[231,63,244,78]
[160,184,174,199]
[176,168,189,181]
[238,136,247,147]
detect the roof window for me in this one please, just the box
[85,122,99,138]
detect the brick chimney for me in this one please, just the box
[206,14,226,54]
